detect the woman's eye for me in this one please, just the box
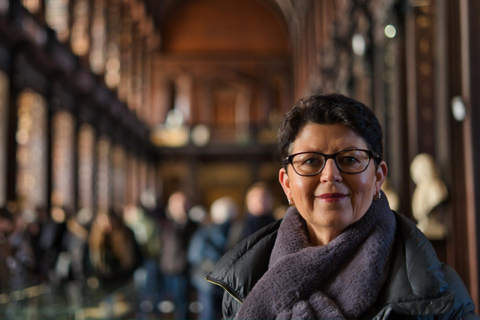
[303,157,320,166]
[339,156,359,164]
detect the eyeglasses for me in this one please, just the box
[283,149,380,176]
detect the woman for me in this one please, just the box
[159,191,197,320]
[88,209,142,287]
[207,94,478,319]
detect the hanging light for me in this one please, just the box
[352,34,366,56]
[451,96,466,122]
[384,25,397,39]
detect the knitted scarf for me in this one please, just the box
[235,195,396,320]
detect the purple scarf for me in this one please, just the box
[235,195,396,320]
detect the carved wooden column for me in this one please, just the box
[406,1,436,158]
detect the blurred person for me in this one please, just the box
[8,209,37,290]
[159,191,197,320]
[87,209,142,289]
[188,204,208,226]
[0,207,14,292]
[56,207,92,284]
[124,200,162,319]
[38,206,67,281]
[24,206,48,281]
[241,182,276,239]
[53,207,92,308]
[189,197,238,320]
[0,206,37,302]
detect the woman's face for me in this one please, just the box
[279,123,388,244]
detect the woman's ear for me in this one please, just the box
[375,161,388,191]
[279,167,292,199]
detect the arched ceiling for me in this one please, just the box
[144,0,292,55]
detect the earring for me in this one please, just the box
[288,198,295,207]
[373,190,382,201]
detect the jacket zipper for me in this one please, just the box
[205,276,243,304]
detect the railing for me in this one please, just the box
[0,280,137,320]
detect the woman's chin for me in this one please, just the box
[313,215,349,230]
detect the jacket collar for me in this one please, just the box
[207,212,456,316]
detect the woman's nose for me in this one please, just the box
[320,158,342,182]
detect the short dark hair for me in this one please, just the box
[278,93,383,167]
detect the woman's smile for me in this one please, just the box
[316,193,348,203]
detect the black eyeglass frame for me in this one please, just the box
[283,148,381,176]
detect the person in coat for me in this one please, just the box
[159,191,197,320]
[87,208,142,288]
[207,93,478,320]
[188,196,238,320]
[240,182,276,240]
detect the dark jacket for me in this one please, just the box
[160,218,197,275]
[207,212,479,320]
[241,212,276,239]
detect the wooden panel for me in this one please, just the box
[460,0,480,308]
[213,85,237,126]
[436,0,471,303]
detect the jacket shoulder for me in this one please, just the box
[377,212,478,319]
[437,264,479,319]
